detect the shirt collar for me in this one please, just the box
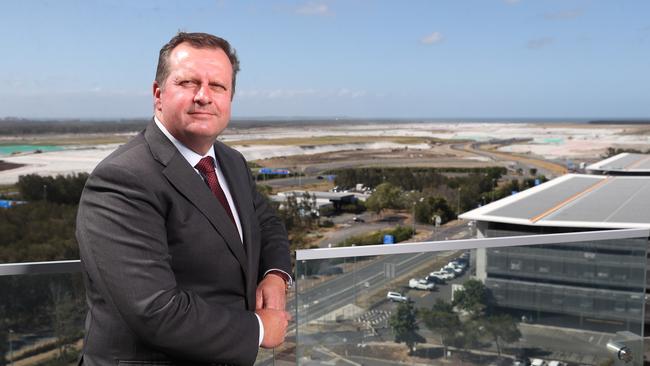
[154,116,216,168]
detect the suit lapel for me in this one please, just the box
[144,122,249,279]
[213,142,254,258]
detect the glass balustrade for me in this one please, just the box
[295,229,648,366]
[0,270,85,366]
[1,228,648,366]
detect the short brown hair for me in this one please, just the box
[155,32,240,98]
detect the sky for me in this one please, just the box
[1,0,649,120]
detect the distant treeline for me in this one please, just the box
[589,120,650,125]
[0,118,149,135]
[329,166,507,192]
[327,166,529,215]
[602,147,650,158]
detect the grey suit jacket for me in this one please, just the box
[76,121,291,366]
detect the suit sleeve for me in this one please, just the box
[242,156,292,281]
[76,162,259,364]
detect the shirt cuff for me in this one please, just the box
[263,269,293,288]
[254,313,264,346]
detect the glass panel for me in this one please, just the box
[295,233,647,366]
[0,272,86,365]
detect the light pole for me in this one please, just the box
[412,201,416,235]
[457,187,462,216]
[412,197,423,235]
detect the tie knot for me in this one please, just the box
[195,156,215,175]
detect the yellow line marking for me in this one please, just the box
[530,177,611,223]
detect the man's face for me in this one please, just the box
[153,43,233,152]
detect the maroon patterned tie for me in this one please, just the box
[195,156,236,226]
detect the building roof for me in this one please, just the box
[460,174,650,229]
[586,153,650,174]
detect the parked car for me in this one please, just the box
[441,267,458,278]
[530,359,547,366]
[386,291,409,302]
[408,278,435,291]
[352,216,365,223]
[512,359,530,366]
[547,361,567,366]
[444,263,464,275]
[450,259,468,270]
[425,274,445,284]
[430,270,454,281]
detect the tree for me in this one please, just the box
[414,196,454,225]
[481,314,521,356]
[17,173,89,204]
[421,299,461,355]
[452,279,492,318]
[365,182,404,215]
[389,301,425,354]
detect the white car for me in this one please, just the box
[386,291,409,302]
[408,278,435,291]
[441,267,458,278]
[430,270,454,281]
[444,263,464,275]
[450,260,468,270]
[547,361,567,366]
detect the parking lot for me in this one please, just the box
[379,253,472,311]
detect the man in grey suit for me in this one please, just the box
[76,32,292,366]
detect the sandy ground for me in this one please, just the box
[1,123,648,185]
[0,145,118,184]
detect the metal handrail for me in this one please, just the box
[1,229,647,275]
[296,228,649,260]
[0,259,81,276]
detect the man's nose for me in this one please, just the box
[193,84,212,105]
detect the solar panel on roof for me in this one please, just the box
[486,176,603,221]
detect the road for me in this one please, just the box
[451,142,568,178]
[293,222,473,326]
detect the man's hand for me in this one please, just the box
[256,308,291,348]
[256,273,286,310]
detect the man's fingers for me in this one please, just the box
[256,308,289,348]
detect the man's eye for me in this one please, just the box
[210,84,227,91]
[179,80,195,87]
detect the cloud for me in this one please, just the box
[238,88,318,99]
[337,88,366,98]
[503,0,521,4]
[527,37,554,49]
[544,9,584,20]
[237,88,368,99]
[420,32,444,45]
[295,2,331,16]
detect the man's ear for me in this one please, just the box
[153,81,162,111]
